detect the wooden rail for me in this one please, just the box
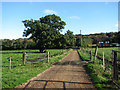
[112,50,120,53]
[26,56,47,62]
[25,52,49,63]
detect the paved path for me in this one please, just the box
[16,50,95,89]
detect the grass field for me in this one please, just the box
[2,49,72,88]
[82,47,120,61]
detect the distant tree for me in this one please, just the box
[26,41,36,49]
[23,39,27,49]
[106,32,114,38]
[2,39,13,49]
[116,31,120,44]
[100,33,106,36]
[15,39,23,49]
[22,14,66,52]
[75,37,81,47]
[75,37,93,48]
[64,30,75,48]
[82,37,93,47]
[60,35,67,48]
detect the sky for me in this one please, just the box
[1,2,119,39]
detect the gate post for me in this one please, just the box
[113,51,118,81]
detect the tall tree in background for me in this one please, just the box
[64,30,75,48]
[22,14,66,52]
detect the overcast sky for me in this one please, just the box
[1,2,118,39]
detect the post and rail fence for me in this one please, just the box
[8,49,70,71]
[23,52,50,64]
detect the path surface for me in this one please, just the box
[16,50,95,89]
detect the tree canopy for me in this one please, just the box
[22,14,66,52]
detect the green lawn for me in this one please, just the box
[2,49,72,88]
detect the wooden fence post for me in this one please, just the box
[9,57,11,71]
[103,52,105,69]
[113,51,118,81]
[47,52,49,63]
[95,46,98,60]
[90,50,92,61]
[23,52,26,65]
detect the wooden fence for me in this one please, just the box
[8,49,70,71]
[24,52,49,64]
[80,48,120,88]
[8,52,49,71]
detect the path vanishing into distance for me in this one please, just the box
[16,50,96,89]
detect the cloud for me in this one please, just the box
[115,23,118,27]
[69,16,80,19]
[44,9,57,14]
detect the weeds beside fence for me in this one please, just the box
[78,47,120,89]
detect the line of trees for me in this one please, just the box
[1,36,94,50]
[2,30,76,50]
[2,31,120,50]
[2,14,120,51]
[2,39,36,50]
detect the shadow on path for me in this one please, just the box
[52,61,86,66]
[23,79,94,89]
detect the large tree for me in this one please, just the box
[22,14,66,52]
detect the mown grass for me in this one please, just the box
[2,49,72,88]
[78,49,118,89]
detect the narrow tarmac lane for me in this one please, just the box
[16,50,96,89]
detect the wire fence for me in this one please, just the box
[80,47,120,88]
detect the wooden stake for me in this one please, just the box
[90,50,92,61]
[95,45,98,60]
[103,52,105,69]
[113,51,118,81]
[47,52,49,63]
[23,52,26,65]
[9,57,11,71]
